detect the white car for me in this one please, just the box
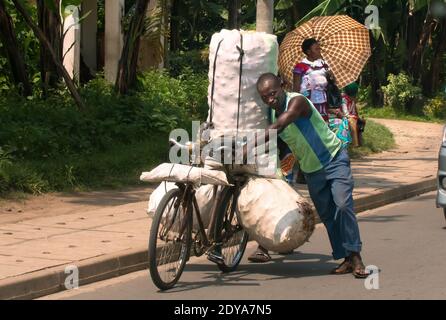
[436,126,446,221]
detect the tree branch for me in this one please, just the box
[12,0,86,110]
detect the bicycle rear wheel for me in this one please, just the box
[214,187,249,273]
[148,188,192,290]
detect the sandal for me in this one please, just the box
[330,258,353,275]
[350,254,370,279]
[247,250,271,263]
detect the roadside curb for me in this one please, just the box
[0,247,148,300]
[0,178,437,300]
[354,178,437,214]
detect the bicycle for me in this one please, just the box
[147,139,249,290]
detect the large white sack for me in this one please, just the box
[147,182,177,216]
[147,182,215,230]
[140,163,229,186]
[237,177,316,252]
[207,29,278,139]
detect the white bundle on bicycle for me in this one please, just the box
[205,29,279,177]
[140,163,229,186]
[207,29,278,137]
[147,182,215,231]
[237,177,316,252]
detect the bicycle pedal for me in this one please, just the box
[207,252,225,265]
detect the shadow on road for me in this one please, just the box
[156,252,338,294]
[357,214,408,223]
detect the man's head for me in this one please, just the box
[301,38,322,60]
[257,73,286,111]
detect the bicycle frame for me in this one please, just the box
[173,172,245,255]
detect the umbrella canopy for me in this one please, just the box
[278,15,371,90]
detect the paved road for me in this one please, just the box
[40,192,446,300]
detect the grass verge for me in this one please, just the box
[360,106,444,124]
[349,119,395,159]
[0,133,169,196]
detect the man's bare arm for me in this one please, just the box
[243,95,311,160]
[266,95,311,140]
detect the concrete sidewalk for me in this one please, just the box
[0,119,443,300]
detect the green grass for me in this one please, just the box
[348,119,395,159]
[0,133,169,196]
[359,105,444,124]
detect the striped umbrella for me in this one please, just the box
[278,15,371,90]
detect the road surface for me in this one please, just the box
[40,191,446,300]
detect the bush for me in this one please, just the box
[0,71,208,161]
[0,70,209,195]
[423,94,446,119]
[167,50,209,77]
[381,73,422,112]
[358,84,372,105]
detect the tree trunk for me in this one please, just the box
[408,7,436,83]
[0,0,32,96]
[37,0,62,97]
[369,37,385,107]
[406,9,423,66]
[228,0,241,30]
[289,2,299,28]
[256,0,274,34]
[162,0,169,67]
[12,0,86,110]
[169,0,180,51]
[115,0,151,95]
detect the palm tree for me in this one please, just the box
[36,0,62,97]
[115,0,151,94]
[228,0,241,29]
[11,0,86,110]
[256,0,274,34]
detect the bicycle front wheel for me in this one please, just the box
[214,187,249,273]
[148,188,192,290]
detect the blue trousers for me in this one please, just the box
[304,148,362,260]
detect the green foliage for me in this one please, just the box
[360,104,444,123]
[137,70,209,126]
[0,0,40,95]
[171,0,235,51]
[167,49,209,77]
[0,162,49,195]
[0,71,208,160]
[358,84,373,106]
[0,136,169,195]
[0,70,208,195]
[0,146,48,194]
[423,94,446,119]
[381,73,422,112]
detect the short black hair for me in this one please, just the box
[301,38,318,54]
[256,73,281,91]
